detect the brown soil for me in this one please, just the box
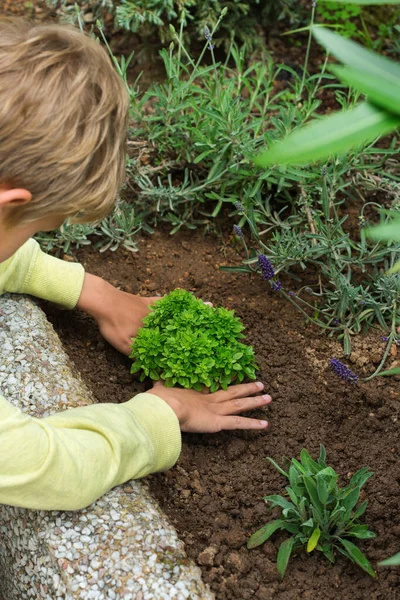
[45,227,400,600]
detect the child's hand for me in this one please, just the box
[150,381,271,433]
[77,273,158,354]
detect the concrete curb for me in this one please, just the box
[0,295,213,600]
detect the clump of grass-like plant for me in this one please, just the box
[248,446,376,578]
[130,289,257,392]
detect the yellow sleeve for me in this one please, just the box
[0,392,181,510]
[0,238,85,309]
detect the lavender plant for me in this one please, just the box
[34,201,147,256]
[248,447,376,579]
[129,289,257,391]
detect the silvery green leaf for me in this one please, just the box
[277,537,295,579]
[247,520,284,549]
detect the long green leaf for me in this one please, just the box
[307,527,321,552]
[377,367,400,376]
[303,475,324,512]
[330,65,400,116]
[277,537,295,578]
[264,495,295,511]
[322,0,400,4]
[267,456,289,478]
[248,520,284,549]
[313,27,400,81]
[341,487,361,513]
[352,499,368,520]
[254,103,400,166]
[366,218,400,241]
[347,525,376,539]
[339,538,376,577]
[379,552,400,566]
[300,449,322,474]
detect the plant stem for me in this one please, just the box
[298,6,316,101]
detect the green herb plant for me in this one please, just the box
[34,200,149,256]
[248,446,376,578]
[47,0,297,51]
[129,289,257,391]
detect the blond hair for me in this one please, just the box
[0,18,129,226]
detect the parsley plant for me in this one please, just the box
[130,289,257,392]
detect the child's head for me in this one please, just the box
[0,18,129,229]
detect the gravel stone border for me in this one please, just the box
[0,295,214,600]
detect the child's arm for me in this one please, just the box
[0,238,85,308]
[1,238,157,353]
[0,391,181,510]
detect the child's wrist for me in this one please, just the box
[77,273,111,319]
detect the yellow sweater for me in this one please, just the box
[0,239,181,510]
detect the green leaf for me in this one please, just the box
[347,525,376,539]
[338,538,376,577]
[303,475,324,512]
[377,367,400,376]
[254,102,400,166]
[379,552,400,566]
[352,499,368,520]
[307,528,321,553]
[266,457,289,478]
[330,64,400,116]
[247,520,284,549]
[264,495,296,512]
[313,27,400,82]
[317,467,338,505]
[318,445,327,467]
[277,537,295,579]
[341,487,361,514]
[349,467,373,489]
[300,449,322,474]
[366,218,400,241]
[322,0,400,4]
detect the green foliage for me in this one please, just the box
[255,26,400,165]
[47,0,295,50]
[318,1,362,38]
[34,201,150,256]
[129,289,257,391]
[226,173,400,358]
[379,552,400,565]
[248,447,376,579]
[248,11,400,356]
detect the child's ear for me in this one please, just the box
[0,188,32,207]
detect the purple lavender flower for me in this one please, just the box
[204,26,215,50]
[233,225,243,238]
[312,0,317,7]
[334,318,339,325]
[360,300,366,305]
[271,281,282,291]
[382,335,400,346]
[235,201,244,213]
[330,359,358,384]
[258,254,274,281]
[289,291,296,297]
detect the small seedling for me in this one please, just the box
[248,446,376,578]
[130,289,257,392]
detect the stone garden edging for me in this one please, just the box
[0,294,213,600]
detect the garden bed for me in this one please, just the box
[45,225,400,600]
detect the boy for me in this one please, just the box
[0,18,271,511]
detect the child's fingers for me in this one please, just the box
[217,415,269,431]
[213,381,264,402]
[218,393,271,415]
